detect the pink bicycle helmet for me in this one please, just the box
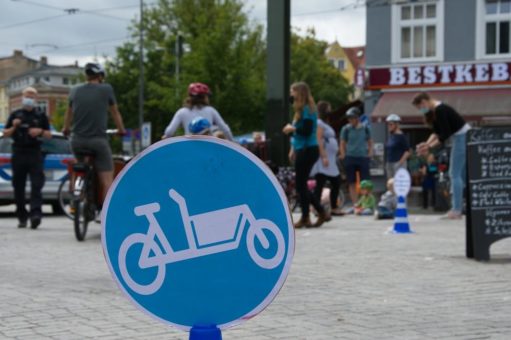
[188,82,211,96]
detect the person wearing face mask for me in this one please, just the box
[412,92,470,220]
[3,87,51,229]
[384,114,410,179]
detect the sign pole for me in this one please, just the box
[265,0,290,166]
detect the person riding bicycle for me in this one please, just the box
[162,82,233,140]
[62,62,126,206]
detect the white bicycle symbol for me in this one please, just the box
[118,189,286,295]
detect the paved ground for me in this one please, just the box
[0,205,510,340]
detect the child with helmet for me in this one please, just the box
[354,180,376,216]
[162,82,233,140]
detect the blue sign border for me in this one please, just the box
[101,136,295,331]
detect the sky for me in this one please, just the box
[0,0,366,66]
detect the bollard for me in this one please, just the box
[393,196,412,234]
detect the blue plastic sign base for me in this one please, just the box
[190,325,222,340]
[102,137,294,331]
[392,196,413,234]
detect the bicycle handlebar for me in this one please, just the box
[62,129,126,138]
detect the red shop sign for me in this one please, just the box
[368,62,511,89]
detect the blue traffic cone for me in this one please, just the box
[393,196,412,234]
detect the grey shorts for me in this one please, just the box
[71,136,113,172]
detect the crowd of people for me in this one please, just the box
[280,82,470,229]
[3,65,469,230]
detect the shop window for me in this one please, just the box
[392,0,444,63]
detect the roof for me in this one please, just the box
[0,52,38,63]
[371,88,511,122]
[342,46,365,70]
[9,65,82,81]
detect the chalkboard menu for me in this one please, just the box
[466,127,511,261]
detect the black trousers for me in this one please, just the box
[295,146,323,219]
[422,185,436,209]
[314,173,341,209]
[11,150,45,222]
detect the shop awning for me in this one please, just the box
[371,88,511,122]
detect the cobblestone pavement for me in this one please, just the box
[0,207,510,340]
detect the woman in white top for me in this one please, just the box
[310,101,343,216]
[163,82,233,140]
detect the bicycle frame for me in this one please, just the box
[72,156,98,205]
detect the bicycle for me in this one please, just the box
[57,130,126,241]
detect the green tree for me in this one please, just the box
[106,0,266,138]
[50,100,67,131]
[291,28,352,110]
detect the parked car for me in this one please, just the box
[0,131,74,213]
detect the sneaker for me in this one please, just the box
[331,207,345,216]
[441,210,462,220]
[311,211,330,228]
[344,207,354,215]
[30,217,41,229]
[18,220,27,228]
[95,210,102,223]
[294,217,312,228]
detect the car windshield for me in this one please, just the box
[0,137,11,153]
[0,136,71,155]
[41,137,72,154]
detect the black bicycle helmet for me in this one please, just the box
[84,62,105,77]
[346,107,361,118]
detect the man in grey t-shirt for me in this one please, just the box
[339,107,373,207]
[63,62,126,205]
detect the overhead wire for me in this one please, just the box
[10,0,132,21]
[0,14,70,30]
[38,37,132,54]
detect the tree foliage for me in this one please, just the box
[291,28,352,110]
[106,0,266,138]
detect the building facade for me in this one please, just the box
[0,50,39,123]
[365,0,511,182]
[6,63,81,120]
[326,41,366,99]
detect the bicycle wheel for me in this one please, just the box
[73,197,89,241]
[57,177,74,220]
[73,173,92,241]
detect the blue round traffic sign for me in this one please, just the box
[102,137,294,330]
